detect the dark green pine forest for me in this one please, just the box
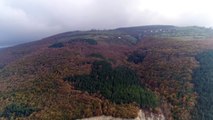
[192,50,213,120]
[64,61,158,108]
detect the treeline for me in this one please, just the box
[192,50,213,120]
[49,42,64,48]
[64,61,158,108]
[48,38,97,48]
[69,38,97,45]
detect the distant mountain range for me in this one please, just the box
[0,45,11,49]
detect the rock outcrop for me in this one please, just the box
[79,110,165,120]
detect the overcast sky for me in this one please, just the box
[0,0,213,46]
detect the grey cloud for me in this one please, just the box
[0,0,212,46]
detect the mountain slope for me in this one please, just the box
[0,26,213,120]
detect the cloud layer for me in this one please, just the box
[0,0,213,46]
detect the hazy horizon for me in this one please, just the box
[1,0,213,46]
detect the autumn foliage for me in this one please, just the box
[0,27,213,119]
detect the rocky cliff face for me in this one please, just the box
[79,110,165,120]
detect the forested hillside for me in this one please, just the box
[192,50,213,120]
[0,25,213,120]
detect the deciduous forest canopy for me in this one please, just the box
[0,25,213,120]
